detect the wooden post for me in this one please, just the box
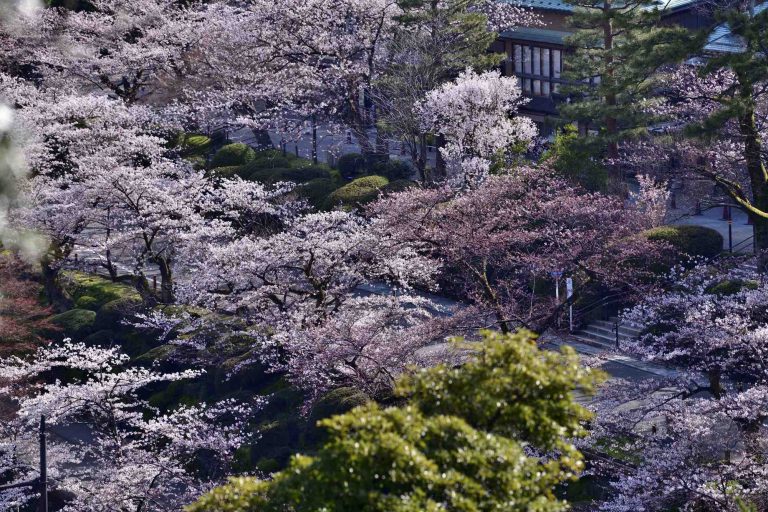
[153,276,157,291]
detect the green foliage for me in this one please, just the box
[643,225,723,259]
[60,271,142,310]
[176,133,212,157]
[706,279,759,297]
[337,153,367,178]
[559,0,688,156]
[325,176,389,209]
[74,295,100,311]
[211,143,257,168]
[380,179,415,194]
[188,330,604,512]
[371,159,414,181]
[296,178,341,210]
[50,309,97,337]
[211,166,243,179]
[541,125,608,192]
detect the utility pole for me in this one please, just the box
[39,415,47,512]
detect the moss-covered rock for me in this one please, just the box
[83,329,118,346]
[324,175,389,209]
[94,296,143,331]
[643,225,724,259]
[51,309,97,337]
[211,143,257,168]
[706,278,759,296]
[60,271,142,310]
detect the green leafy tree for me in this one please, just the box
[188,330,604,512]
[542,124,608,191]
[559,0,687,171]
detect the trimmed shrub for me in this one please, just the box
[51,309,96,337]
[296,178,341,210]
[371,160,414,181]
[337,153,366,178]
[176,133,211,156]
[211,143,256,168]
[381,179,415,195]
[325,175,389,209]
[643,225,724,259]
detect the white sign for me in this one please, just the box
[566,278,573,299]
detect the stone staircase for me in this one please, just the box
[570,316,644,350]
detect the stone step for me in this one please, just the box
[575,329,628,346]
[591,320,642,337]
[570,333,616,350]
[581,326,636,342]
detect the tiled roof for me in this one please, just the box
[704,2,768,53]
[499,27,573,44]
[497,0,700,14]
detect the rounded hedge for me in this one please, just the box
[337,153,366,178]
[643,225,723,259]
[325,175,389,209]
[176,133,212,156]
[371,160,414,181]
[706,278,759,296]
[381,179,415,194]
[297,178,341,209]
[211,143,257,168]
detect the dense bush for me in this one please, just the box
[325,175,389,209]
[337,153,366,178]
[643,225,723,259]
[541,125,608,192]
[210,143,256,168]
[211,166,243,179]
[381,179,415,194]
[175,133,211,157]
[297,178,341,210]
[371,159,414,181]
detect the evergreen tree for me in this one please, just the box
[558,0,688,175]
[188,330,604,512]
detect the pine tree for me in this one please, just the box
[558,0,689,175]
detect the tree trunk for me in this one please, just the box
[434,134,447,180]
[739,101,768,269]
[157,259,174,304]
[348,94,375,158]
[707,368,723,399]
[418,134,428,183]
[41,258,71,312]
[602,3,619,163]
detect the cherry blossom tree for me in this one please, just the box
[178,210,456,402]
[370,166,669,333]
[0,340,257,511]
[586,260,768,511]
[417,68,536,187]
